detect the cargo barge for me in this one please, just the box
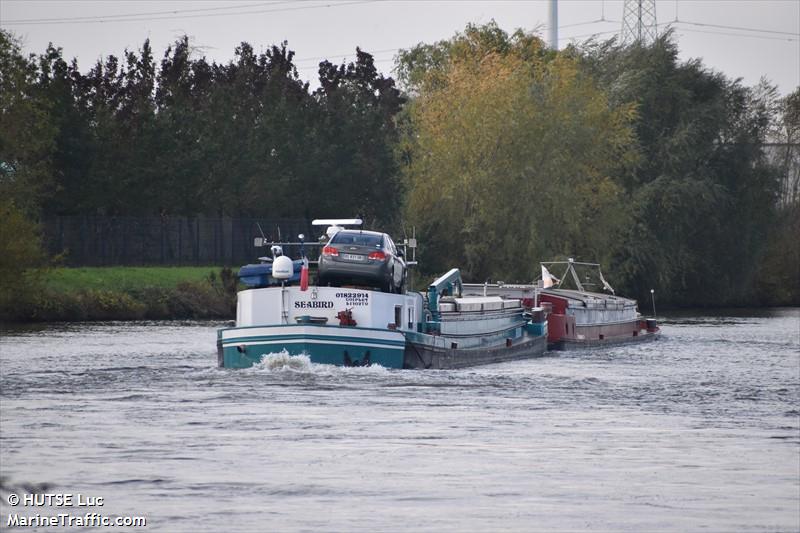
[217,220,548,369]
[463,259,660,349]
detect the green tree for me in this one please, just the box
[403,28,637,282]
[577,34,784,305]
[34,44,94,215]
[396,21,549,95]
[312,48,406,227]
[0,30,56,212]
[754,87,800,304]
[0,31,51,309]
[0,199,46,312]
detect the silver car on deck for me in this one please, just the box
[317,230,406,293]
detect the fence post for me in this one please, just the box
[223,217,233,266]
[160,216,165,264]
[195,217,200,265]
[178,218,183,266]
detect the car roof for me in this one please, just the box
[334,229,385,237]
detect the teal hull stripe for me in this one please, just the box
[221,334,406,348]
[222,342,404,369]
[218,323,400,335]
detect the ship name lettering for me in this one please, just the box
[294,301,334,309]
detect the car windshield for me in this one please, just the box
[331,232,383,248]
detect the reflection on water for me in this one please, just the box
[1,310,798,532]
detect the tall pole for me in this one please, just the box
[650,289,657,319]
[549,0,558,50]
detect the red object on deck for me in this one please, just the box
[300,260,309,291]
[337,309,357,326]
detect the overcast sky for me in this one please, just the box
[2,0,798,94]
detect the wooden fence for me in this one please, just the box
[43,216,315,266]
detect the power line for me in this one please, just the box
[297,56,396,68]
[561,17,799,44]
[1,1,287,24]
[671,25,798,43]
[540,18,620,31]
[561,25,798,44]
[1,0,376,26]
[559,29,620,41]
[294,47,399,64]
[294,18,622,64]
[675,19,798,37]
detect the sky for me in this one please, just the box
[1,0,798,94]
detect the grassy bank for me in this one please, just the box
[2,267,237,322]
[44,267,223,292]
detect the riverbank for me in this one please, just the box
[0,267,237,322]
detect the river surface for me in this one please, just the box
[1,309,798,532]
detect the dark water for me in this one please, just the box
[1,309,798,532]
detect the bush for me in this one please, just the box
[2,268,237,322]
[0,199,46,316]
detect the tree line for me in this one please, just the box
[0,32,404,221]
[1,25,797,307]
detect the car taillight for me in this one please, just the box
[322,246,338,256]
[368,251,386,260]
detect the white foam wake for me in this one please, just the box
[249,350,391,375]
[252,351,312,372]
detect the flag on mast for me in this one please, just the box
[542,265,559,288]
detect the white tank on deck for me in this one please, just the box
[272,255,294,279]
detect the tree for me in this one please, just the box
[34,44,94,215]
[0,31,51,308]
[312,48,406,227]
[0,198,46,311]
[0,30,56,213]
[403,26,637,282]
[576,34,784,305]
[754,87,800,304]
[396,20,550,95]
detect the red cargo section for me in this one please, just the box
[538,289,659,346]
[550,314,577,342]
[540,293,575,343]
[538,293,568,314]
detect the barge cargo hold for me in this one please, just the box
[463,260,660,349]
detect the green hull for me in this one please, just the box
[217,325,406,369]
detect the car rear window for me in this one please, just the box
[330,233,383,247]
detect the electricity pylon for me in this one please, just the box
[620,0,658,45]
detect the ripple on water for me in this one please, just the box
[0,311,798,532]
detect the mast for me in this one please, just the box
[548,0,558,50]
